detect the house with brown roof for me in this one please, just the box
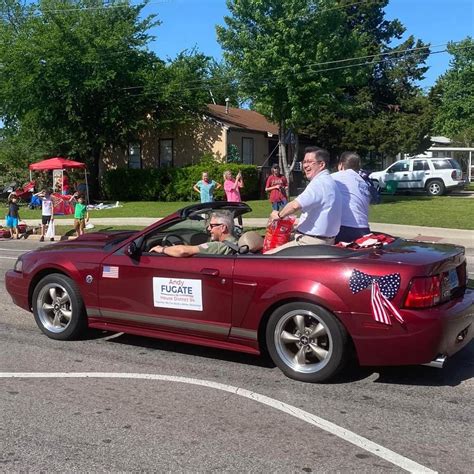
[100,104,281,174]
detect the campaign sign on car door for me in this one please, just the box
[153,277,203,311]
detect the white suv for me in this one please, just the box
[369,158,465,196]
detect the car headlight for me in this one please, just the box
[13,258,23,273]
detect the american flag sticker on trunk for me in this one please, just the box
[102,266,119,279]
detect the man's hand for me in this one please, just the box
[150,245,164,254]
[270,210,280,221]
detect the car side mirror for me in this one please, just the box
[125,241,140,259]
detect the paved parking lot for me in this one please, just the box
[1,240,473,472]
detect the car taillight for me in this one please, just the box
[451,170,456,180]
[404,275,441,308]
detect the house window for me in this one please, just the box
[160,139,173,168]
[242,137,254,164]
[128,142,141,169]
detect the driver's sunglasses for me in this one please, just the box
[208,222,223,229]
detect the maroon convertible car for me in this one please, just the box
[5,202,473,382]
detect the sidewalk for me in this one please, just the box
[22,217,474,248]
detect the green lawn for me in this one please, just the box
[14,195,474,230]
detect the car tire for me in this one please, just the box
[371,179,380,190]
[426,179,445,196]
[266,302,349,383]
[32,273,87,340]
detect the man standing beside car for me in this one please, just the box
[331,151,372,243]
[268,147,341,251]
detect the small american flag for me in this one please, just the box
[371,281,405,326]
[102,265,119,279]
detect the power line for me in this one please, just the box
[28,0,172,15]
[119,43,465,97]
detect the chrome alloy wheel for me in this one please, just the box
[36,283,73,333]
[274,309,333,374]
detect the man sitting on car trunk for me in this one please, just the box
[150,210,237,257]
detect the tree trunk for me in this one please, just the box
[84,146,101,200]
[279,120,299,193]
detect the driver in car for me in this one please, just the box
[150,211,238,257]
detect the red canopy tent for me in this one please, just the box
[28,157,86,171]
[28,157,89,203]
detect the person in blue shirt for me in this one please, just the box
[193,172,222,203]
[267,147,342,252]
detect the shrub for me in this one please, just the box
[102,164,259,201]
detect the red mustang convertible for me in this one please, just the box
[5,202,473,382]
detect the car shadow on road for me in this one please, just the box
[89,331,473,386]
[369,342,474,387]
[103,332,275,369]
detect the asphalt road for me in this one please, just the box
[1,240,473,473]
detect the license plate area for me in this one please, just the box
[448,268,459,291]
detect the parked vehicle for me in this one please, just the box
[5,202,473,383]
[369,157,465,196]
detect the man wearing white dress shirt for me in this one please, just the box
[331,151,371,243]
[268,147,342,252]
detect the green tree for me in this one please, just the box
[433,38,474,146]
[217,0,431,174]
[0,0,161,192]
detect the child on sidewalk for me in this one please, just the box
[69,192,89,237]
[34,189,55,242]
[6,195,20,239]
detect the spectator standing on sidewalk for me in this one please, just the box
[69,192,89,237]
[223,169,244,226]
[6,195,20,239]
[265,164,288,211]
[332,151,372,243]
[34,189,55,242]
[193,172,222,203]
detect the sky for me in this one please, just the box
[146,0,474,89]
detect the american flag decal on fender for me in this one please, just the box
[102,266,119,279]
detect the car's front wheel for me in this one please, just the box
[32,273,87,340]
[426,179,445,196]
[266,302,349,382]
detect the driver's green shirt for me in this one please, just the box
[198,236,238,255]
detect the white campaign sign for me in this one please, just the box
[153,277,203,311]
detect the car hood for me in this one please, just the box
[35,231,138,253]
[369,171,384,179]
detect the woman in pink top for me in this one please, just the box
[223,170,244,226]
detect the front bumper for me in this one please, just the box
[5,269,31,312]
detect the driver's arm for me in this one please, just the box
[150,244,200,258]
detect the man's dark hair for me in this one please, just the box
[339,151,361,171]
[271,163,280,169]
[304,147,330,167]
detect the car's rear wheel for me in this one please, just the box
[266,302,349,382]
[426,179,445,196]
[32,274,87,340]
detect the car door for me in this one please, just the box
[384,161,410,189]
[97,223,235,341]
[410,160,429,189]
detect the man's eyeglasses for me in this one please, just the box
[302,160,323,165]
[208,222,223,229]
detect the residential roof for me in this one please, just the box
[206,104,279,136]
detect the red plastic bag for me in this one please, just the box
[263,216,296,253]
